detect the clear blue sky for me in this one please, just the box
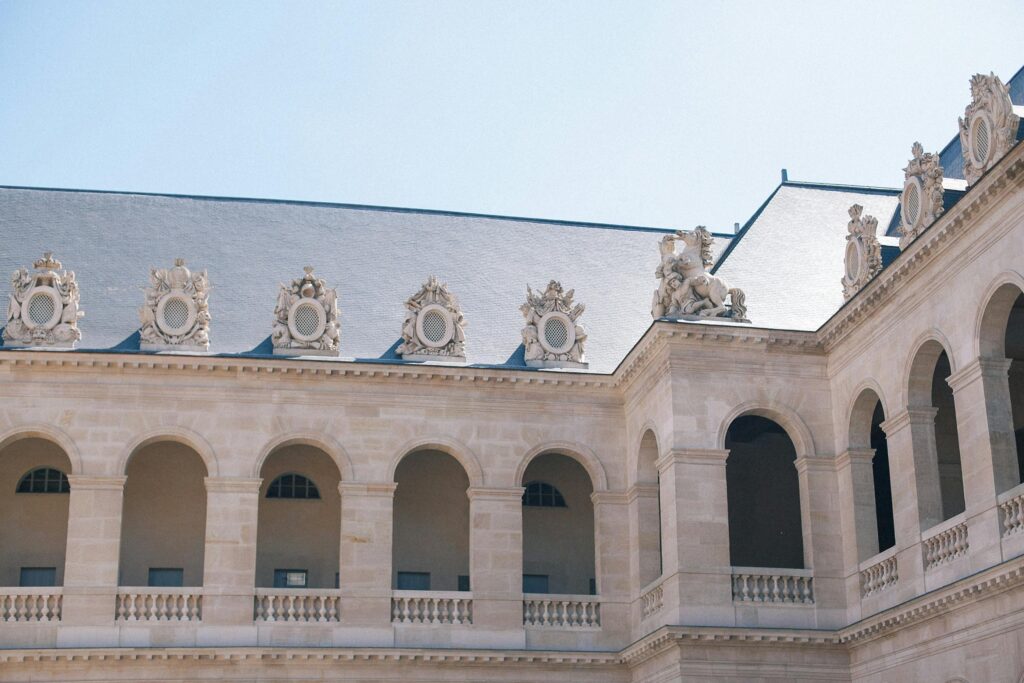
[1,1,1021,231]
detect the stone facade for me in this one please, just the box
[0,75,1023,683]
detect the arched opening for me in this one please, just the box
[979,283,1024,491]
[0,438,71,587]
[636,430,662,586]
[725,415,804,568]
[256,445,341,589]
[521,453,596,595]
[848,390,895,560]
[119,442,208,587]
[908,341,965,526]
[392,450,470,591]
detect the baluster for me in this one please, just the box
[539,600,549,626]
[399,597,409,623]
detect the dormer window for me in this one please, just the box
[959,72,1020,186]
[2,252,83,349]
[138,258,211,351]
[520,280,588,369]
[271,266,340,356]
[397,276,466,362]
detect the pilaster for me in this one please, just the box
[834,448,876,622]
[467,486,525,647]
[590,490,631,643]
[794,453,845,627]
[337,482,396,642]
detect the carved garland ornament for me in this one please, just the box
[3,252,83,348]
[139,259,210,351]
[651,226,748,322]
[898,142,944,249]
[271,266,340,356]
[959,72,1020,187]
[841,204,882,300]
[521,280,587,369]
[397,275,466,362]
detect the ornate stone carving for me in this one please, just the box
[139,259,210,351]
[898,142,944,249]
[841,204,883,300]
[3,252,83,348]
[397,275,465,362]
[651,226,748,322]
[271,266,340,356]
[959,72,1020,187]
[520,281,587,369]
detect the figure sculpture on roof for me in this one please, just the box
[959,72,1021,186]
[271,266,340,356]
[396,275,466,362]
[520,280,588,368]
[139,258,210,351]
[651,227,748,322]
[841,204,882,300]
[3,252,83,348]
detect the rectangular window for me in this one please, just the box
[522,574,549,594]
[273,569,308,588]
[396,571,430,590]
[19,567,56,587]
[147,568,184,587]
[457,575,470,592]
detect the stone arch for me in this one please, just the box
[848,383,888,450]
[635,423,662,485]
[904,331,957,409]
[253,432,354,481]
[119,426,219,477]
[716,401,816,457]
[388,436,484,487]
[515,441,608,492]
[976,272,1024,359]
[0,424,82,475]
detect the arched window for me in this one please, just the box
[523,481,567,507]
[266,473,320,499]
[16,467,69,494]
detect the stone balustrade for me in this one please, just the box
[859,549,898,597]
[522,595,601,628]
[0,589,62,622]
[639,580,663,619]
[254,589,341,622]
[998,483,1024,537]
[391,591,473,625]
[922,514,970,570]
[731,568,814,604]
[115,589,202,621]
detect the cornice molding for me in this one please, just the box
[834,449,875,470]
[794,454,835,474]
[590,491,631,506]
[204,477,262,493]
[338,482,397,497]
[656,449,730,473]
[946,356,1013,393]
[625,483,660,503]
[66,475,126,491]
[467,486,526,502]
[880,407,938,436]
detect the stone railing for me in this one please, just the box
[639,580,664,619]
[0,588,62,622]
[391,591,472,625]
[859,549,898,598]
[922,514,969,570]
[116,588,202,621]
[731,568,814,604]
[254,589,341,622]
[998,483,1024,538]
[523,594,601,628]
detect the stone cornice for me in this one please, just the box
[467,486,525,502]
[66,475,126,490]
[794,454,836,474]
[946,356,1013,393]
[590,491,631,506]
[338,482,398,497]
[625,483,660,503]
[834,449,875,470]
[819,145,1024,353]
[656,448,730,473]
[880,407,938,436]
[204,477,262,493]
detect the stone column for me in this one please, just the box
[199,477,261,641]
[591,491,630,642]
[879,410,931,600]
[656,449,732,626]
[59,476,126,646]
[947,357,1015,570]
[627,483,662,594]
[794,454,845,627]
[467,487,524,646]
[337,482,395,644]
[834,449,876,620]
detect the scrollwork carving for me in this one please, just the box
[3,252,83,348]
[139,258,210,351]
[959,72,1020,186]
[898,142,944,249]
[271,266,340,356]
[841,204,882,300]
[396,275,465,362]
[520,280,587,369]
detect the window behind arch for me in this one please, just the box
[16,467,69,494]
[266,473,320,499]
[523,481,566,507]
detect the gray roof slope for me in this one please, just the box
[0,186,735,373]
[713,183,899,331]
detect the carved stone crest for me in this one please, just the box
[271,266,340,356]
[397,275,465,362]
[521,281,587,369]
[139,259,210,351]
[959,72,1020,186]
[898,142,944,249]
[841,204,882,300]
[3,252,83,348]
[651,226,748,322]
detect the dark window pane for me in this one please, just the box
[457,575,470,592]
[522,481,566,507]
[19,567,56,587]
[147,568,184,587]
[16,468,69,494]
[266,473,320,500]
[396,572,430,590]
[273,569,308,588]
[523,574,549,594]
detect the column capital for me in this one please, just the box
[590,490,630,506]
[881,407,938,436]
[835,448,875,470]
[338,481,397,497]
[67,475,126,491]
[656,448,730,473]
[467,486,525,502]
[204,476,262,493]
[946,356,1013,392]
[794,454,836,474]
